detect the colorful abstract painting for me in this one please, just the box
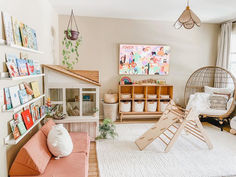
[119,44,170,75]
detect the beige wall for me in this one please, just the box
[0,0,59,176]
[59,16,220,106]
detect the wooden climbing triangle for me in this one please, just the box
[135,100,213,152]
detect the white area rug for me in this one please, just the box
[96,124,236,177]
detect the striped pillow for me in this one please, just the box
[209,95,228,110]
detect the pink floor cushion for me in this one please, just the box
[11,153,89,177]
[9,131,52,176]
[70,132,90,155]
[40,119,56,136]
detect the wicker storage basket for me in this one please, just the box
[120,102,131,112]
[134,101,144,112]
[160,102,169,112]
[104,93,118,103]
[147,101,157,112]
[134,94,144,99]
[120,93,131,99]
[147,94,157,99]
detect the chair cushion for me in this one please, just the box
[41,119,56,136]
[9,131,52,176]
[11,153,89,177]
[70,132,90,155]
[209,95,228,110]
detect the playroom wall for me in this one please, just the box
[58,15,220,108]
[0,0,59,176]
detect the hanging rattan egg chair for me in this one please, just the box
[184,66,236,120]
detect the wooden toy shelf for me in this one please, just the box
[119,84,173,121]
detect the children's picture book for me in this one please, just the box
[31,28,38,50]
[27,26,34,49]
[2,12,14,45]
[16,58,28,76]
[40,105,45,117]
[4,88,12,110]
[31,81,40,98]
[18,89,28,104]
[24,82,34,95]
[26,59,35,75]
[0,89,5,112]
[5,54,19,78]
[9,120,21,139]
[30,103,36,122]
[14,112,27,135]
[34,60,41,74]
[21,109,34,129]
[20,23,28,47]
[9,86,21,108]
[35,105,40,120]
[11,17,22,46]
[20,52,28,59]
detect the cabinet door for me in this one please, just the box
[66,88,80,116]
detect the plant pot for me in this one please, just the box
[65,30,79,40]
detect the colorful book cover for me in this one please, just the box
[35,105,40,120]
[31,81,40,98]
[30,103,36,122]
[19,23,28,47]
[2,12,14,45]
[21,109,34,129]
[9,120,20,139]
[33,60,41,74]
[16,58,28,76]
[24,82,34,95]
[11,17,22,46]
[5,54,19,78]
[26,59,35,75]
[40,105,45,117]
[27,26,34,49]
[4,88,12,110]
[14,112,27,135]
[0,89,5,112]
[9,86,21,108]
[31,28,38,50]
[18,89,28,104]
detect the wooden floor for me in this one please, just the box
[88,119,232,177]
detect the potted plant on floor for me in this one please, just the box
[96,119,118,140]
[62,9,82,70]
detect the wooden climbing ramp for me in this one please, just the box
[135,100,213,152]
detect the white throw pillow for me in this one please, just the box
[47,124,73,159]
[204,86,234,97]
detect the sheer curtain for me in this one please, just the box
[215,22,232,88]
[216,22,232,69]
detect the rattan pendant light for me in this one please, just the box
[174,0,201,29]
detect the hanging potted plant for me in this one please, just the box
[62,9,82,70]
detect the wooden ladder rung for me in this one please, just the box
[185,126,204,140]
[188,121,196,126]
[166,128,175,134]
[170,110,183,117]
[172,124,179,129]
[185,129,206,143]
[159,136,168,146]
[186,123,200,133]
[162,132,172,140]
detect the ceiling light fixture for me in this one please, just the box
[174,0,201,29]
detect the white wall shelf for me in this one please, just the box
[4,114,46,145]
[0,39,43,54]
[53,116,99,124]
[0,73,45,80]
[4,94,45,113]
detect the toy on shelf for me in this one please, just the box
[120,76,132,85]
[134,79,166,85]
[135,100,213,152]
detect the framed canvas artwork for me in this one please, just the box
[119,44,170,75]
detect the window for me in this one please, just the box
[229,24,236,76]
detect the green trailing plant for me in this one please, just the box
[62,29,82,70]
[96,119,118,140]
